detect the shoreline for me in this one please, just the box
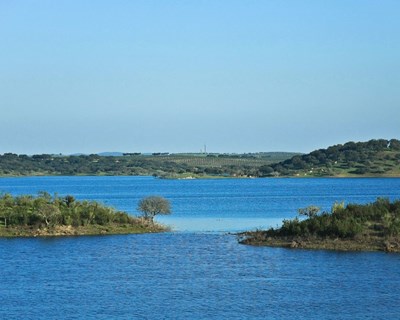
[239,198,400,253]
[240,235,400,253]
[0,223,168,238]
[1,173,400,179]
[239,233,400,253]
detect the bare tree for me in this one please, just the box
[137,196,171,222]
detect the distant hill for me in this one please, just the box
[0,151,297,178]
[2,141,398,178]
[97,152,124,157]
[70,152,125,157]
[259,139,400,177]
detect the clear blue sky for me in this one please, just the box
[1,0,399,154]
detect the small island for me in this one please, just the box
[240,198,400,252]
[0,192,169,237]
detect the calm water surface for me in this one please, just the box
[1,176,400,232]
[1,177,400,319]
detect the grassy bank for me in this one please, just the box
[240,198,400,252]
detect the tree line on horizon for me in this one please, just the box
[0,151,294,177]
[0,139,399,177]
[258,138,400,177]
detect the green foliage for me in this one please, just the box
[1,139,399,178]
[270,138,400,177]
[0,193,137,228]
[0,152,298,178]
[264,198,400,239]
[259,165,274,176]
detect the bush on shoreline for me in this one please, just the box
[241,198,400,251]
[0,192,160,232]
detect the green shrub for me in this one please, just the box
[264,198,400,239]
[0,193,137,228]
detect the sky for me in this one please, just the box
[1,0,399,155]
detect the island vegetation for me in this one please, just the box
[0,192,169,237]
[240,198,400,252]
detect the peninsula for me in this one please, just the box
[240,198,400,252]
[0,193,167,237]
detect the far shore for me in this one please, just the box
[1,173,400,179]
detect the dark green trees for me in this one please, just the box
[270,138,400,176]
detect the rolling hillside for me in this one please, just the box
[0,152,298,178]
[260,139,400,177]
[1,139,399,178]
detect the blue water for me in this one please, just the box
[1,177,400,319]
[1,176,399,232]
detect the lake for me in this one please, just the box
[1,176,400,319]
[1,176,400,232]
